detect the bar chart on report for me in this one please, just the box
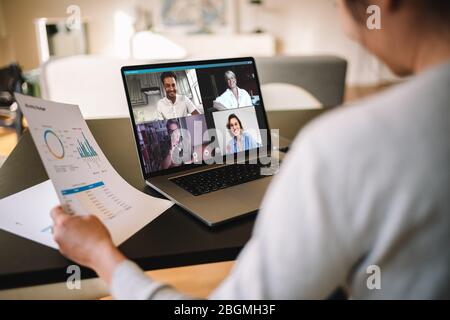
[74,130,101,169]
[28,124,132,218]
[33,125,103,171]
[14,93,174,248]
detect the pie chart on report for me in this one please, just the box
[44,129,65,159]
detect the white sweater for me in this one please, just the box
[111,60,450,299]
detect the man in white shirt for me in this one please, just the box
[49,0,450,299]
[213,70,253,110]
[157,71,200,120]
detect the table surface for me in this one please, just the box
[0,110,311,290]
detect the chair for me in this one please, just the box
[40,55,153,119]
[0,63,24,137]
[255,56,347,109]
[261,83,322,111]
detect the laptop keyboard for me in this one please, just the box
[171,163,270,196]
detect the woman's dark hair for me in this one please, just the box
[160,71,177,84]
[226,114,243,130]
[344,0,450,25]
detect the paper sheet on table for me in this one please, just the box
[0,180,59,249]
[8,93,173,248]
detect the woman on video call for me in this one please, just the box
[50,0,449,299]
[226,114,260,153]
[214,70,253,110]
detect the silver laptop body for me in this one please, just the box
[122,57,278,226]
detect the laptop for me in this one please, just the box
[121,57,280,226]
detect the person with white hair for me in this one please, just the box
[213,70,253,110]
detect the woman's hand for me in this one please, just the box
[51,206,126,285]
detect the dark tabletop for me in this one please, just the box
[0,110,312,290]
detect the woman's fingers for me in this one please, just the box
[50,205,70,225]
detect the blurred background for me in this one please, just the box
[0,0,398,163]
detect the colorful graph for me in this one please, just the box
[44,129,65,159]
[77,132,98,158]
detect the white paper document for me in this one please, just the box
[1,94,173,249]
[0,180,59,248]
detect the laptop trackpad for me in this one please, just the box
[219,177,271,207]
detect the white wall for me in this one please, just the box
[238,0,396,85]
[1,0,395,85]
[1,0,146,70]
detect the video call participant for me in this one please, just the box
[226,113,260,153]
[213,70,253,110]
[157,71,200,120]
[161,119,185,170]
[49,0,450,300]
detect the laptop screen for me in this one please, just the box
[122,57,270,179]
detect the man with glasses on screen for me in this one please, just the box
[161,119,185,170]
